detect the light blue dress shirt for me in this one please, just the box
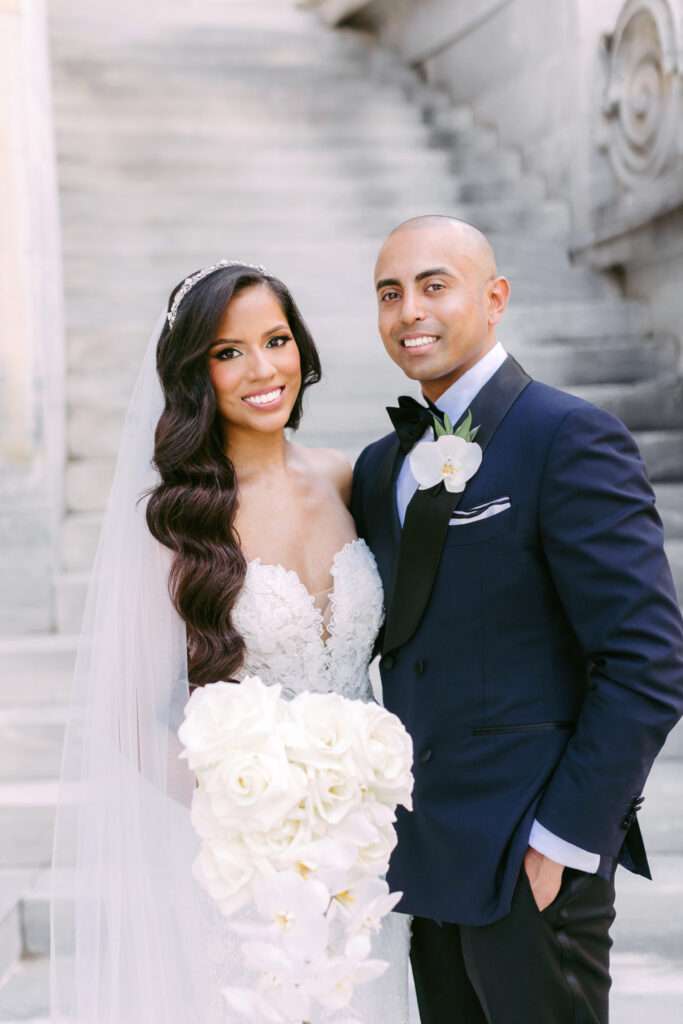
[394,341,600,874]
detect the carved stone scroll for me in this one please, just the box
[598,0,682,187]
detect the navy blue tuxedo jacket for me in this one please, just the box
[352,357,683,926]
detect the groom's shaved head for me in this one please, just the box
[374,215,510,402]
[382,215,499,280]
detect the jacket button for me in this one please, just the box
[418,747,432,763]
[414,658,425,676]
[380,654,395,670]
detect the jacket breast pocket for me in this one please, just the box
[444,506,517,547]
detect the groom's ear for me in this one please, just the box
[487,276,510,325]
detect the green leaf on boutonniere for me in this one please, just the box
[433,416,446,438]
[432,408,480,443]
[454,410,480,442]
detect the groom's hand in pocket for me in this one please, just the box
[523,846,564,911]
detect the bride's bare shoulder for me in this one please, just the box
[292,443,353,503]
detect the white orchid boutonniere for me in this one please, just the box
[410,409,482,493]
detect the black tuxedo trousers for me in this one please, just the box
[410,864,616,1024]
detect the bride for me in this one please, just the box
[50,260,411,1023]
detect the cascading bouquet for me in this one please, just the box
[178,675,414,1024]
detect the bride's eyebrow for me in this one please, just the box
[210,324,290,348]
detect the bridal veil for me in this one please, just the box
[50,312,232,1022]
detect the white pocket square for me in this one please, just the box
[449,497,511,526]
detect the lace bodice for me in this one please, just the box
[232,538,384,702]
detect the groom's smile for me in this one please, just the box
[400,332,440,352]
[374,216,510,403]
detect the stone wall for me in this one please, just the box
[0,0,64,633]
[308,0,683,351]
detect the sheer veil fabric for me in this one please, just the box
[50,313,230,1022]
[50,313,411,1024]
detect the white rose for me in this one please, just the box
[354,821,398,877]
[192,835,256,914]
[178,675,282,777]
[241,810,315,872]
[202,742,307,834]
[347,701,414,810]
[304,763,363,829]
[281,690,355,771]
[190,786,226,840]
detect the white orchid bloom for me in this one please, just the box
[334,876,402,937]
[254,871,330,960]
[409,434,483,493]
[308,951,389,1009]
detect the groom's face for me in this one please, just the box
[374,224,507,401]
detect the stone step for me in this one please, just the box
[448,147,524,179]
[431,123,499,154]
[61,513,102,573]
[58,159,456,195]
[655,484,683,539]
[453,174,547,204]
[0,872,36,979]
[54,574,89,635]
[567,377,683,432]
[0,706,73,784]
[61,240,615,294]
[24,871,71,961]
[504,299,652,341]
[638,758,683,855]
[56,228,582,271]
[58,173,551,214]
[65,459,117,514]
[666,539,683,603]
[634,432,683,483]
[50,37,374,76]
[428,104,476,132]
[54,103,430,141]
[0,784,58,870]
[49,0,356,34]
[0,635,77,708]
[610,853,683,1023]
[509,335,680,387]
[54,112,435,147]
[52,78,422,112]
[57,144,454,182]
[58,189,572,235]
[0,955,50,1022]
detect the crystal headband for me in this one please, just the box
[166,259,268,328]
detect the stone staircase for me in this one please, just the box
[1,1,682,1020]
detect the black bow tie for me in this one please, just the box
[386,395,443,455]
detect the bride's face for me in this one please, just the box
[208,284,302,436]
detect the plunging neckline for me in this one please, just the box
[246,538,363,648]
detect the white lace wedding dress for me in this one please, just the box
[218,537,411,1024]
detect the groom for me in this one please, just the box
[352,216,683,1023]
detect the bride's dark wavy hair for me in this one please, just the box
[146,264,321,687]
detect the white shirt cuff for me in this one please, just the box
[528,819,600,873]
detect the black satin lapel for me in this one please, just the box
[383,357,531,654]
[365,436,403,590]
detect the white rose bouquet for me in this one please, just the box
[179,675,414,1024]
